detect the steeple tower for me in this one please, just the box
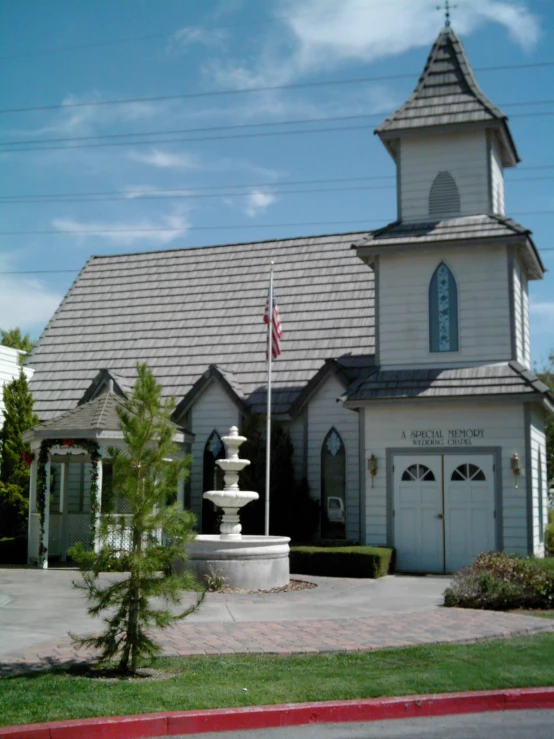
[376,27,519,222]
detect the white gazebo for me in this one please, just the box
[23,387,192,569]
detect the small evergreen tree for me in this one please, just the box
[537,350,554,487]
[0,370,39,537]
[1,328,34,357]
[71,363,203,674]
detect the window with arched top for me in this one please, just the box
[451,463,486,482]
[429,262,459,353]
[321,428,346,539]
[401,464,436,482]
[202,430,225,534]
[429,171,461,217]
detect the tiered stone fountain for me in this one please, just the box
[188,426,290,590]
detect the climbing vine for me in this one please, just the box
[36,438,101,563]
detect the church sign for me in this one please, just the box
[401,429,485,447]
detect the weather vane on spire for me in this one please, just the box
[437,0,457,28]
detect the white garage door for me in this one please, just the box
[393,454,496,573]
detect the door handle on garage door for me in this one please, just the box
[435,513,444,520]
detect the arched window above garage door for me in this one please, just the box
[401,463,436,481]
[451,463,486,481]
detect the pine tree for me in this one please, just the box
[0,327,34,356]
[71,363,203,674]
[0,370,39,537]
[0,369,39,488]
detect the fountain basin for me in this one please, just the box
[188,535,291,590]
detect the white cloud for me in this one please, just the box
[0,274,63,333]
[223,190,278,217]
[245,191,277,217]
[51,210,190,247]
[127,148,202,170]
[166,26,228,56]
[207,0,540,90]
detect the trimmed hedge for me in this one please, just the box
[290,546,395,579]
[0,536,27,564]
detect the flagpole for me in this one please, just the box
[265,261,274,538]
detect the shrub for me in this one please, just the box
[290,545,395,579]
[444,552,554,610]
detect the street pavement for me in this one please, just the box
[0,566,552,675]
[164,710,554,738]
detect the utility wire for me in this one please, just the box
[0,210,553,237]
[1,176,553,206]
[1,166,551,203]
[2,111,554,154]
[3,99,554,149]
[1,61,553,116]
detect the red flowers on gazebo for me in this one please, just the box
[61,439,76,447]
[22,451,35,466]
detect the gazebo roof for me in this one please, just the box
[24,390,190,442]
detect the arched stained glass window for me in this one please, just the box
[429,262,459,353]
[429,171,461,217]
[202,430,225,534]
[321,428,346,540]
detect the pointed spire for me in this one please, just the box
[375,27,519,164]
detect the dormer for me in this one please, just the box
[376,27,519,223]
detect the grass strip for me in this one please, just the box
[1,634,554,727]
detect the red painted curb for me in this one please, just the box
[1,687,554,738]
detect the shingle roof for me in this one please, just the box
[28,232,376,420]
[377,27,505,131]
[352,215,544,276]
[33,391,126,433]
[343,362,554,404]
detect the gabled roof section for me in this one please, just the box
[352,215,545,279]
[342,362,554,408]
[78,368,133,406]
[28,231,375,421]
[376,27,519,165]
[173,364,248,423]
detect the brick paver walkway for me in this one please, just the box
[1,609,552,677]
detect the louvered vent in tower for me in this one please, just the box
[429,171,461,218]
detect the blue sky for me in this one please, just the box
[0,0,552,366]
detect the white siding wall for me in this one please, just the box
[0,346,33,428]
[363,401,528,553]
[522,270,531,368]
[400,131,488,221]
[379,245,511,367]
[287,414,307,480]
[307,375,360,541]
[490,139,505,215]
[513,258,531,368]
[189,380,241,522]
[529,405,548,556]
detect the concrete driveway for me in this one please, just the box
[0,566,448,660]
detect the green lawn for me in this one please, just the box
[2,634,554,727]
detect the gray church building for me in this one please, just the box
[26,26,552,573]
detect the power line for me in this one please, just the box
[2,111,554,155]
[3,99,553,149]
[1,176,553,206]
[0,210,552,237]
[0,165,551,203]
[1,61,553,117]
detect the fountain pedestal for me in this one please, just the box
[187,426,290,590]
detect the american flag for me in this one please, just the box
[263,294,283,359]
